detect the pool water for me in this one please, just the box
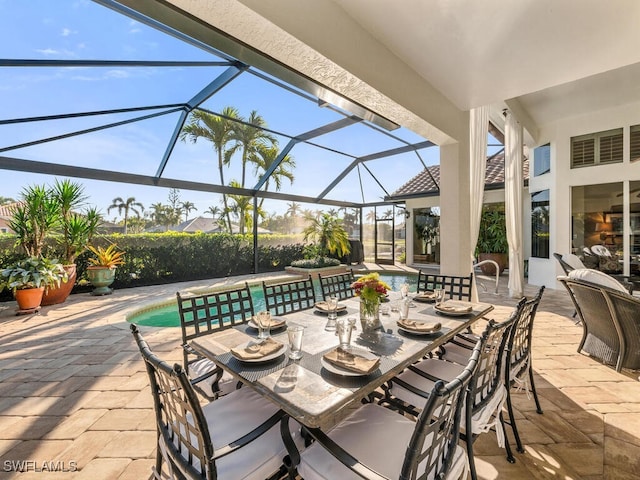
[128,273,417,328]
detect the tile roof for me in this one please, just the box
[0,202,19,218]
[387,151,529,200]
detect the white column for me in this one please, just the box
[439,111,472,277]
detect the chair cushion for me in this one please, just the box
[171,386,304,479]
[562,253,586,270]
[189,358,238,397]
[568,268,627,292]
[206,387,304,479]
[298,403,466,480]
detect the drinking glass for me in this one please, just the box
[399,298,411,320]
[288,325,305,360]
[256,310,271,339]
[336,318,354,349]
[434,288,446,305]
[325,295,338,331]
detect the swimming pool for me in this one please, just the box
[128,272,417,328]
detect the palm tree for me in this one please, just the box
[149,203,169,231]
[226,180,265,234]
[180,201,197,222]
[107,197,144,234]
[302,213,350,258]
[366,210,377,224]
[227,110,276,188]
[253,144,295,209]
[205,205,220,219]
[180,107,239,232]
[285,201,301,218]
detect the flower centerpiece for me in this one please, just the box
[351,272,390,332]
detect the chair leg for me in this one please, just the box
[504,388,524,454]
[464,401,479,480]
[529,367,543,414]
[500,411,516,464]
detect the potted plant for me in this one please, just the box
[476,205,509,275]
[0,257,68,311]
[42,180,102,305]
[9,180,103,305]
[86,244,125,296]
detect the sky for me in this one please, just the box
[0,0,445,223]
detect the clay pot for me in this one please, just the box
[41,264,76,306]
[15,287,45,311]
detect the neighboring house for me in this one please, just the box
[0,203,18,234]
[387,152,530,267]
[167,216,272,234]
[0,202,124,235]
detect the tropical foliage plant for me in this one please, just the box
[0,256,67,293]
[301,213,350,259]
[87,244,125,268]
[476,205,509,254]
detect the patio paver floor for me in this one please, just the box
[0,267,638,479]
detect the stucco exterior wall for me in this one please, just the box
[528,100,640,290]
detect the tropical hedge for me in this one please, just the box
[0,232,305,302]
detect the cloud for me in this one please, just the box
[61,28,75,37]
[36,48,60,56]
[105,70,131,79]
[129,19,141,34]
[35,48,78,58]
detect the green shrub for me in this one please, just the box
[0,233,306,302]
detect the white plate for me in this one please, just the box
[230,341,287,363]
[320,349,379,377]
[433,304,473,317]
[248,317,287,330]
[397,322,442,336]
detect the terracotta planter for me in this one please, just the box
[41,264,76,306]
[86,266,116,296]
[478,253,508,275]
[15,287,45,311]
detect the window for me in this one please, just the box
[630,125,640,162]
[571,128,623,168]
[531,190,549,258]
[533,143,550,176]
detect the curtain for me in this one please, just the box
[469,106,489,302]
[505,111,524,297]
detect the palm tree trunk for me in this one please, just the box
[218,150,233,233]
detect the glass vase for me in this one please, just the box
[359,297,383,332]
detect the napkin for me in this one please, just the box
[315,301,346,312]
[323,348,380,374]
[397,319,441,333]
[414,291,437,302]
[230,337,283,360]
[435,302,473,313]
[251,315,286,328]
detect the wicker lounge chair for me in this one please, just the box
[559,269,640,371]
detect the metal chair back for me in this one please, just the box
[262,275,316,315]
[131,324,216,479]
[318,271,355,300]
[417,271,473,300]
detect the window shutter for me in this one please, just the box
[631,125,640,162]
[572,137,595,167]
[599,131,623,164]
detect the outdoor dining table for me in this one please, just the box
[190,293,494,429]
